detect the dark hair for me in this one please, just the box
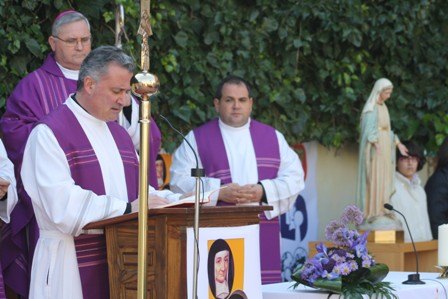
[207,239,235,298]
[214,75,251,99]
[436,137,448,171]
[396,140,426,171]
[228,290,248,299]
[77,45,135,91]
[156,154,167,183]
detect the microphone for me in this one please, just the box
[159,114,204,299]
[158,114,203,177]
[383,203,425,284]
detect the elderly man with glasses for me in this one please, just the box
[0,10,162,297]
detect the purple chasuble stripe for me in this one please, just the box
[194,118,231,183]
[42,105,139,298]
[74,235,108,299]
[194,118,282,284]
[259,213,282,284]
[149,117,162,189]
[194,118,280,183]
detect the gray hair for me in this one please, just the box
[77,46,135,91]
[52,11,90,36]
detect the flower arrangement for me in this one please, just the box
[292,205,397,299]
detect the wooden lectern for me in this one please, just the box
[85,206,269,298]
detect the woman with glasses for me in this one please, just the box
[390,141,432,242]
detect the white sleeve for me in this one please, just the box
[117,97,140,150]
[260,131,305,219]
[21,125,128,236]
[170,131,213,193]
[0,140,18,223]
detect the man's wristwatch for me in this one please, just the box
[257,182,268,203]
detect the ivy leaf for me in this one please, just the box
[261,17,279,32]
[249,10,259,22]
[203,31,219,45]
[173,105,192,123]
[10,55,28,76]
[25,38,41,58]
[173,31,189,48]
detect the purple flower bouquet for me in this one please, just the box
[292,205,397,299]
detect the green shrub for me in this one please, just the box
[1,0,447,153]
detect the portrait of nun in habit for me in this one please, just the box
[208,239,235,299]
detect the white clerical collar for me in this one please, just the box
[66,96,105,125]
[218,117,251,132]
[215,280,229,299]
[56,62,79,80]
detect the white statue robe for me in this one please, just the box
[21,98,179,299]
[170,118,305,219]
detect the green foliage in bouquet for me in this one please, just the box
[292,205,397,299]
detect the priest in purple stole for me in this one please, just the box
[0,11,161,297]
[21,46,180,298]
[171,75,305,284]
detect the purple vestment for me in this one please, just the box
[42,104,138,298]
[0,53,74,297]
[0,53,159,297]
[194,118,283,284]
[0,260,5,299]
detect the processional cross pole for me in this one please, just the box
[114,4,127,49]
[130,0,160,298]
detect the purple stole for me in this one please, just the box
[194,118,282,284]
[42,105,138,299]
[0,52,159,297]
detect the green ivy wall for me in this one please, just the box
[1,0,447,152]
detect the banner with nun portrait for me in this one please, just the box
[279,141,319,281]
[186,224,262,299]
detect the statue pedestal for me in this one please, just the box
[365,230,404,243]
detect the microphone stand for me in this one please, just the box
[159,115,204,298]
[191,167,204,299]
[384,203,425,284]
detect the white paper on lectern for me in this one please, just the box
[186,224,262,299]
[159,186,225,208]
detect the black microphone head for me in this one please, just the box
[384,203,393,210]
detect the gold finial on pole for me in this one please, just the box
[137,8,153,73]
[132,0,159,298]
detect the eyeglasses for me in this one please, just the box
[53,35,91,47]
[398,156,419,163]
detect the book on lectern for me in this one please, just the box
[160,186,226,208]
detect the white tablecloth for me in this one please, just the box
[262,272,448,299]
